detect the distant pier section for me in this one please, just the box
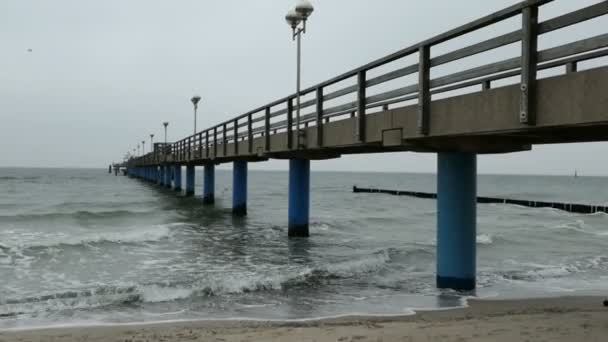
[353,186,608,214]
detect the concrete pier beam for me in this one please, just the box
[203,164,215,205]
[288,159,310,237]
[437,152,477,291]
[186,165,195,196]
[174,165,182,192]
[232,161,248,216]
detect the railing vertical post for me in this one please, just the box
[223,123,227,156]
[213,127,218,158]
[418,45,430,135]
[248,113,253,153]
[205,130,210,159]
[316,87,324,147]
[356,70,366,142]
[482,80,491,91]
[199,132,203,159]
[287,98,294,149]
[234,119,239,155]
[520,5,538,125]
[566,62,578,74]
[265,107,271,152]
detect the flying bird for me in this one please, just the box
[27,49,32,52]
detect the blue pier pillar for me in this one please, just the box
[203,164,215,205]
[232,161,248,216]
[174,165,182,192]
[164,165,171,188]
[159,166,165,186]
[437,152,477,291]
[186,165,195,196]
[288,159,310,237]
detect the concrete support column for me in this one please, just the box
[203,164,215,205]
[288,159,310,237]
[159,166,165,186]
[437,152,477,291]
[232,161,248,216]
[186,165,195,196]
[164,165,171,188]
[174,165,182,192]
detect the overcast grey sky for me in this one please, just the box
[1,0,606,175]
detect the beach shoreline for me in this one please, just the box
[1,296,607,341]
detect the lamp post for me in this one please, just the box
[163,122,169,145]
[137,144,140,156]
[285,0,314,148]
[149,134,154,160]
[191,95,201,135]
[163,122,169,161]
[142,140,146,155]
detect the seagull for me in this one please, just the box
[27,49,32,52]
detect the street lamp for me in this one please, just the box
[163,122,169,144]
[163,122,169,161]
[142,140,146,155]
[286,0,314,148]
[191,95,201,135]
[150,134,154,147]
[137,144,140,156]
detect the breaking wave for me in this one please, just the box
[0,248,404,318]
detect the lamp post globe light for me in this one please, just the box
[150,134,154,147]
[191,95,201,135]
[285,0,314,148]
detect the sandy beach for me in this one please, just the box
[1,296,607,341]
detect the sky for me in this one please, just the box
[1,0,606,175]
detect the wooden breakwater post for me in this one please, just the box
[353,186,608,214]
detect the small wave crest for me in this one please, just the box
[480,255,608,285]
[0,210,156,223]
[0,225,173,252]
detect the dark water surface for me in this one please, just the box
[1,167,608,329]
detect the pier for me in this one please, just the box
[119,1,608,291]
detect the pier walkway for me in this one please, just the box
[122,1,608,291]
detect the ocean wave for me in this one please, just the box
[0,225,173,251]
[481,256,608,284]
[0,176,40,181]
[0,248,404,318]
[0,210,156,223]
[422,234,499,247]
[552,220,608,237]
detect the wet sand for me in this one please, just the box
[1,296,607,341]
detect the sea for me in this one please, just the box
[1,167,607,330]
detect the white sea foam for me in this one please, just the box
[476,233,494,245]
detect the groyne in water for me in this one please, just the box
[352,186,608,214]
